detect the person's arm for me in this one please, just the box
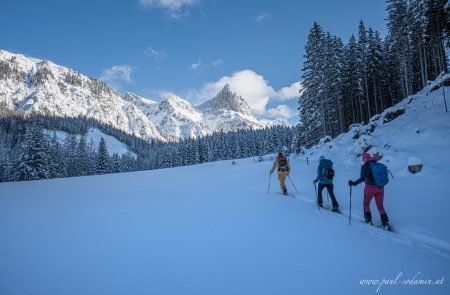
[314,164,321,182]
[353,164,367,186]
[270,160,278,174]
[287,161,291,175]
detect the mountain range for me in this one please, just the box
[0,50,281,141]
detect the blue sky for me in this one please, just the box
[1,0,387,123]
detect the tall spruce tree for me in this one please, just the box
[14,124,49,181]
[95,137,110,174]
[299,22,327,147]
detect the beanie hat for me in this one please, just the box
[319,155,325,161]
[362,152,372,162]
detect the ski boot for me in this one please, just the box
[381,213,391,231]
[364,211,373,225]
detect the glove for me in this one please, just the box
[348,180,355,186]
[313,179,318,183]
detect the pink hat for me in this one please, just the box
[362,152,372,162]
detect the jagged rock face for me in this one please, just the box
[145,95,209,140]
[1,50,275,141]
[199,84,253,116]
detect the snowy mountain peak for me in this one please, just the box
[123,92,157,105]
[222,83,233,93]
[199,84,253,116]
[160,95,199,114]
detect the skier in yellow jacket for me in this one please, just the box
[270,152,291,195]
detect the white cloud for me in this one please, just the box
[144,46,166,61]
[189,58,222,71]
[190,59,203,71]
[140,0,199,19]
[99,65,133,90]
[255,12,272,22]
[276,81,303,100]
[266,105,296,120]
[185,69,276,115]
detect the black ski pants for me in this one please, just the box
[317,183,339,208]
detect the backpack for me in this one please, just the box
[322,167,335,181]
[278,157,288,171]
[369,162,392,187]
[320,159,334,181]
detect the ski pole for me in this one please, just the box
[267,173,272,194]
[313,181,319,210]
[287,175,298,193]
[349,185,352,225]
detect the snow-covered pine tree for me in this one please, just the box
[424,0,448,79]
[48,132,67,178]
[357,20,370,123]
[14,124,50,181]
[63,134,78,177]
[120,152,137,172]
[409,0,429,90]
[323,32,345,137]
[95,137,110,174]
[76,135,90,176]
[387,0,414,98]
[342,34,361,125]
[110,153,121,173]
[299,22,327,147]
[367,28,385,115]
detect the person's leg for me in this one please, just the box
[279,172,287,194]
[374,187,389,225]
[363,186,375,223]
[317,183,325,206]
[326,183,339,209]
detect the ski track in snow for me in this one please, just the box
[272,178,450,260]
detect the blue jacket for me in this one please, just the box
[315,159,333,184]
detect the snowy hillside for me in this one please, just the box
[1,79,449,294]
[0,50,164,141]
[0,50,270,141]
[49,128,135,157]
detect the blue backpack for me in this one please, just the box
[369,162,393,187]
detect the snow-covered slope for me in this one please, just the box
[298,74,450,251]
[1,78,449,294]
[0,50,270,141]
[48,128,135,157]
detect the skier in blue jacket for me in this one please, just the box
[314,155,340,211]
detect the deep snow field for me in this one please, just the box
[1,80,450,295]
